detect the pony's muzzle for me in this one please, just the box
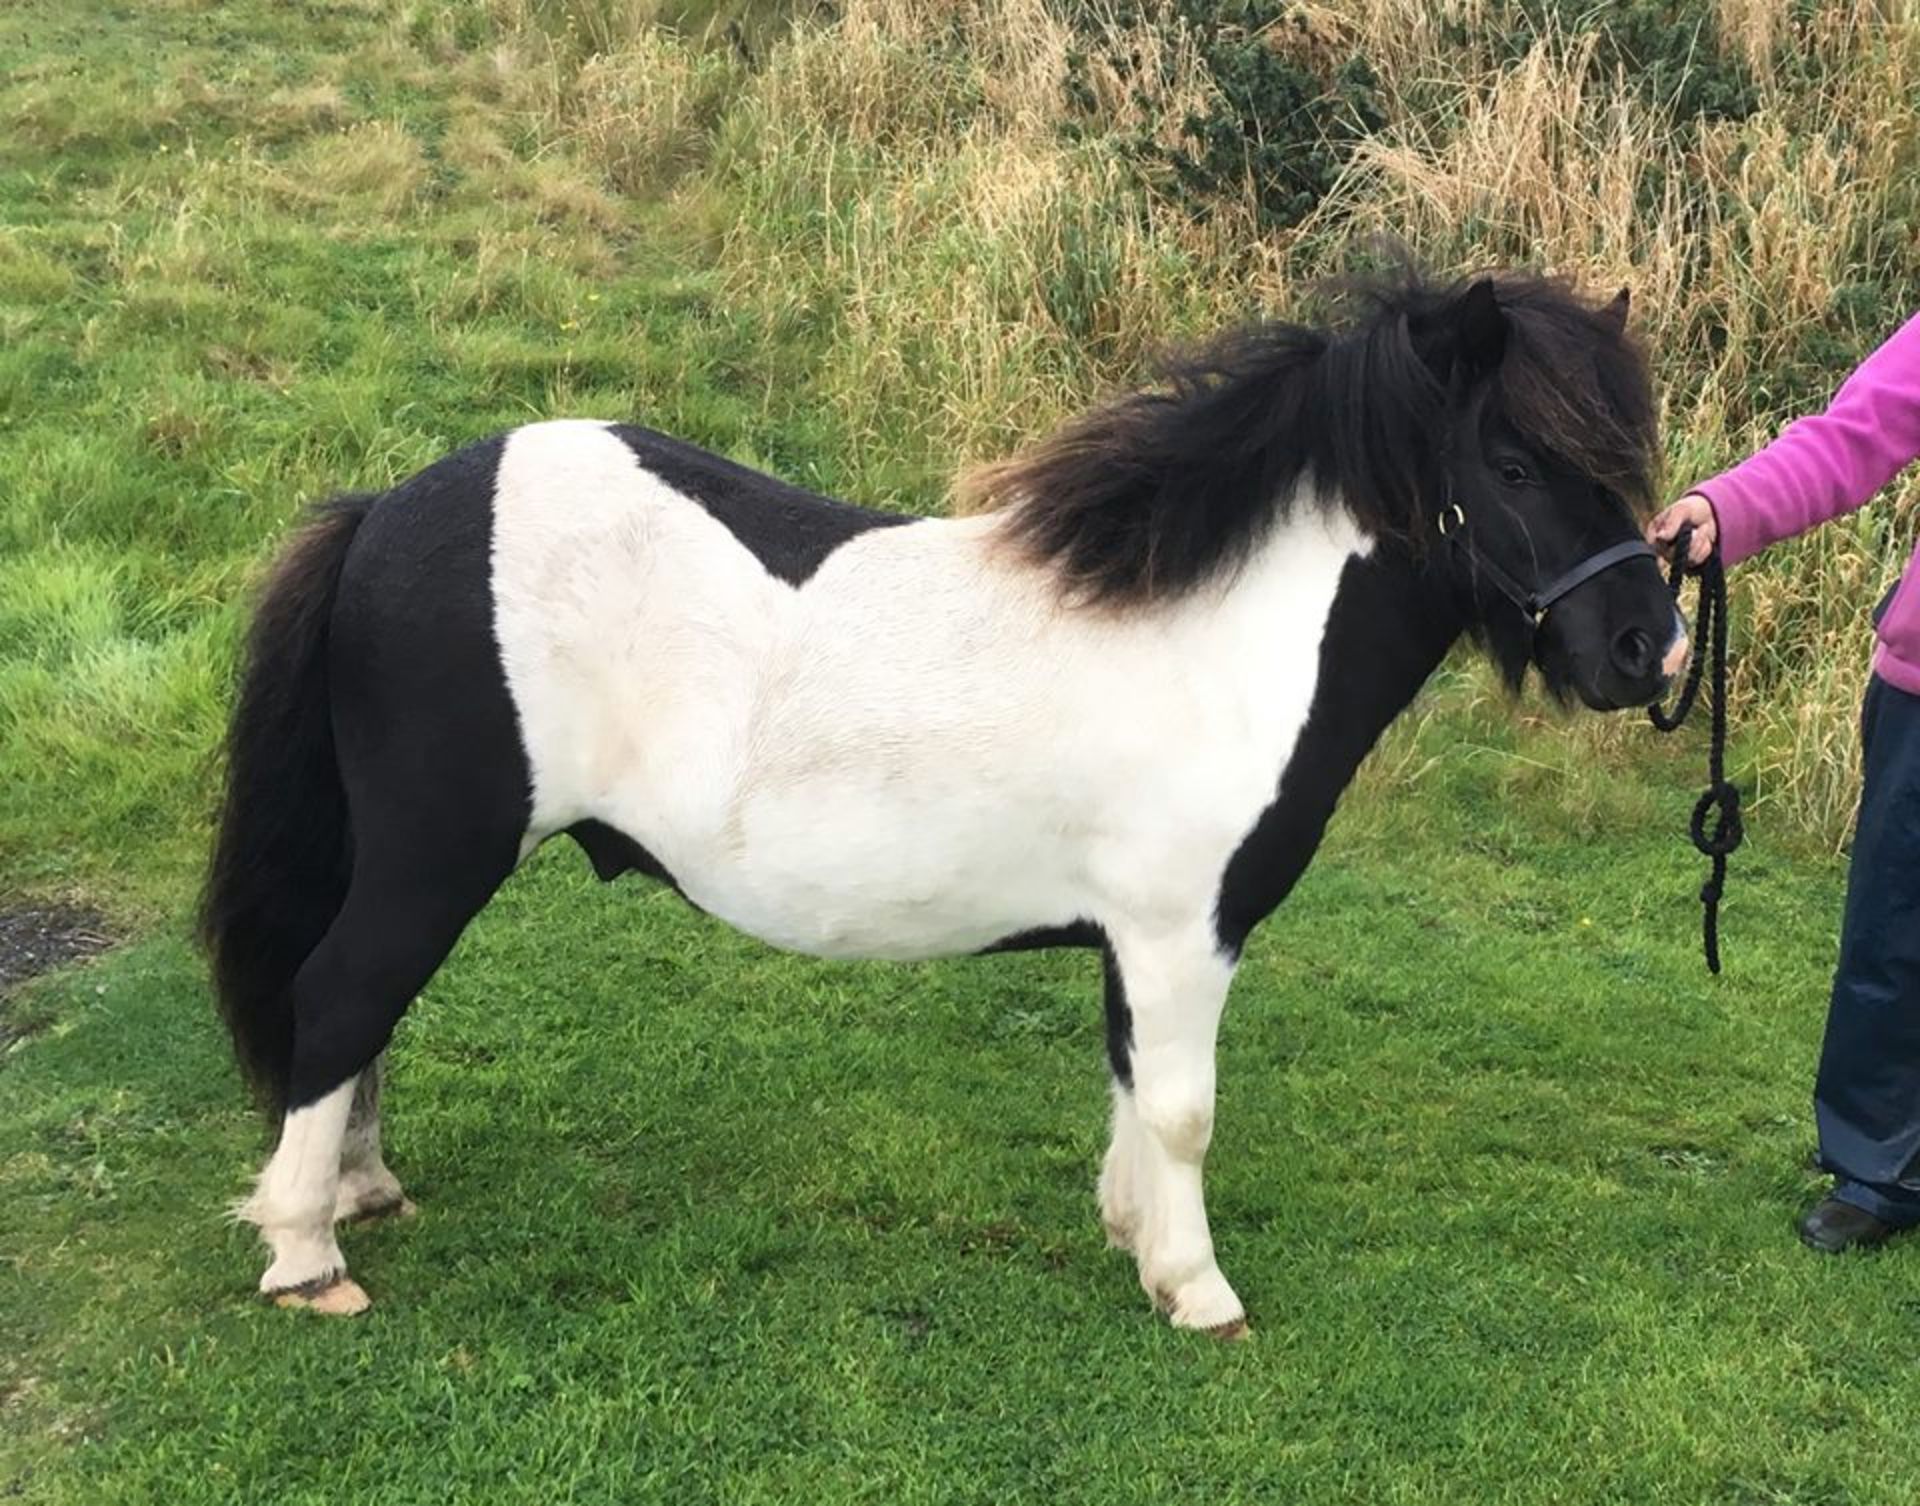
[1661,606,1691,680]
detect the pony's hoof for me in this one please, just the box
[1155,1267,1245,1336]
[271,1276,371,1316]
[1206,1317,1251,1342]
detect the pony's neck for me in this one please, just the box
[1214,530,1466,952]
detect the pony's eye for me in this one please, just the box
[1498,461,1532,487]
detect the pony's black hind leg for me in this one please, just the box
[245,835,515,1312]
[223,435,531,1311]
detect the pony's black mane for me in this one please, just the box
[965,271,1657,604]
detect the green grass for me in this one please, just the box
[0,0,858,912]
[0,1,1909,1502]
[4,715,1889,1505]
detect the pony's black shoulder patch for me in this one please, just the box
[608,423,917,586]
[1213,545,1461,955]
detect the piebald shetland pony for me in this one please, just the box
[204,273,1684,1334]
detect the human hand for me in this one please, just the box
[1647,493,1718,566]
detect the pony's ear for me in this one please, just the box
[1454,278,1507,373]
[1599,286,1631,334]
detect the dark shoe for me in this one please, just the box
[1798,1196,1896,1254]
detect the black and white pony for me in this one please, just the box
[203,272,1685,1334]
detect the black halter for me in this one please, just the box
[1436,493,1659,625]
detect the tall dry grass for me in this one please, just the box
[1314,2,1920,843]
[706,0,1253,483]
[455,0,1919,847]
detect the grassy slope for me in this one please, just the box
[0,2,1907,1502]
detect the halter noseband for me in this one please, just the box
[1436,493,1657,625]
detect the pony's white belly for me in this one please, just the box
[656,729,1262,960]
[672,766,1097,959]
[649,655,1284,961]
[683,826,1079,960]
[636,583,1273,960]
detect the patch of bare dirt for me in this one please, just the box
[0,905,115,1045]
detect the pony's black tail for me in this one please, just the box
[200,495,374,1119]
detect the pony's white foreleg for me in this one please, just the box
[1105,927,1243,1336]
[239,1079,368,1313]
[334,1055,414,1223]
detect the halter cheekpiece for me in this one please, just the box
[1436,489,1658,624]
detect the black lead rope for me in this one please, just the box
[1647,523,1743,974]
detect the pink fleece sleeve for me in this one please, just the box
[1691,313,1920,566]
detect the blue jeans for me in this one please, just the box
[1816,674,1920,1225]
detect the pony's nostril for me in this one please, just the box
[1612,627,1655,676]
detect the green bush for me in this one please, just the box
[1458,0,1771,124]
[1065,1,1385,231]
